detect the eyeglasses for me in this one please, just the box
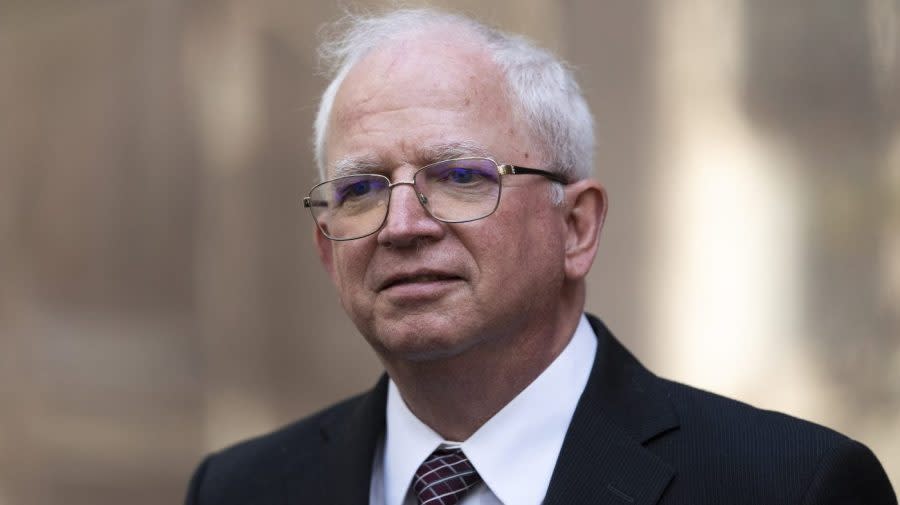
[304,157,568,241]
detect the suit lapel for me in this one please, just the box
[285,375,388,505]
[543,316,679,505]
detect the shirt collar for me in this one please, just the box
[382,314,598,505]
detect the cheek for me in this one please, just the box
[511,202,566,274]
[470,203,564,284]
[331,247,369,296]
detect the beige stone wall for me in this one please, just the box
[0,1,897,503]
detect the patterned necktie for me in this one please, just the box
[412,447,482,505]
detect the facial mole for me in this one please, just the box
[524,152,530,159]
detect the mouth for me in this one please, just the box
[378,272,463,292]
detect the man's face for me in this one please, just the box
[316,33,570,362]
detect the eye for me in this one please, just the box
[448,168,477,184]
[347,180,372,196]
[422,159,499,188]
[333,177,386,205]
[437,166,490,185]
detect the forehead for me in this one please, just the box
[324,28,522,172]
[335,28,502,116]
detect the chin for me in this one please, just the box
[399,341,475,363]
[370,317,481,363]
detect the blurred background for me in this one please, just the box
[1,0,898,503]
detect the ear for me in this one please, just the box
[313,225,337,282]
[562,179,607,281]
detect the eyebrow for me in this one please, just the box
[328,140,494,180]
[415,141,492,165]
[330,155,382,179]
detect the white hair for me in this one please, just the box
[313,8,595,202]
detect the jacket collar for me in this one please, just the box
[542,315,678,504]
[289,375,388,505]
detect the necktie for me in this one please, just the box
[412,447,482,505]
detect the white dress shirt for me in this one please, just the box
[369,314,598,505]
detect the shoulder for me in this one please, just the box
[584,314,894,503]
[660,377,844,446]
[211,392,363,471]
[653,379,896,504]
[184,392,368,505]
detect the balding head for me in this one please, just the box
[313,8,595,186]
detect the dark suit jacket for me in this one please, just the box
[185,316,897,504]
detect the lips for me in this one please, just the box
[377,271,463,291]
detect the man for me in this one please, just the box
[185,8,896,505]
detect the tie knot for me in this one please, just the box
[412,448,481,505]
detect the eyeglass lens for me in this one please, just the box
[307,158,501,240]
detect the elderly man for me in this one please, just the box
[185,8,896,505]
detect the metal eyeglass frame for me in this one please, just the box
[303,157,569,241]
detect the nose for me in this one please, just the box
[376,181,445,248]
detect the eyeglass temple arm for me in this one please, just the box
[303,197,329,208]
[497,164,569,185]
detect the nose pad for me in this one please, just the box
[382,183,430,225]
[377,184,443,246]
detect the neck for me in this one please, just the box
[383,283,585,441]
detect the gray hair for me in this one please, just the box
[313,8,595,197]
